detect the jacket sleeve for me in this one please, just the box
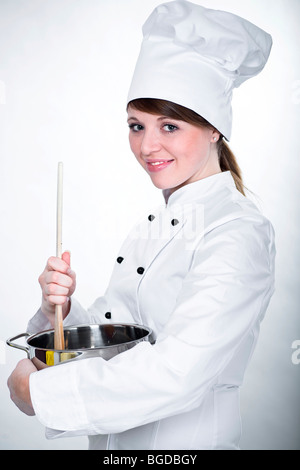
[29,217,275,436]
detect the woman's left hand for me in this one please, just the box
[7,359,37,416]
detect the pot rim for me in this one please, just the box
[25,322,153,352]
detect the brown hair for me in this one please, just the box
[127,98,245,196]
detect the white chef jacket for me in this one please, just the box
[28,171,275,450]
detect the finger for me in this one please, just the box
[44,284,69,297]
[47,256,71,274]
[44,271,73,288]
[62,250,71,267]
[47,294,70,306]
[62,251,76,280]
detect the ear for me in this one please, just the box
[211,130,220,143]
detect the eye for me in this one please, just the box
[162,124,178,133]
[129,123,144,132]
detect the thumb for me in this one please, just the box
[62,250,71,267]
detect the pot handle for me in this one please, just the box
[6,333,30,358]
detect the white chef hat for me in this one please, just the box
[127,0,272,140]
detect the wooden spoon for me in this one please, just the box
[54,162,65,350]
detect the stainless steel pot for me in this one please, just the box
[7,323,154,369]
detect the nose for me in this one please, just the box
[140,128,161,156]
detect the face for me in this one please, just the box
[127,107,221,194]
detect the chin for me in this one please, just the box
[149,177,173,190]
[150,181,169,190]
[149,174,185,192]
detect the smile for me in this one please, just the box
[145,159,174,173]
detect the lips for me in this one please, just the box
[145,159,174,173]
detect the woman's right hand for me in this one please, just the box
[38,251,76,326]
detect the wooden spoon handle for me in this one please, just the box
[54,305,64,350]
[54,162,65,350]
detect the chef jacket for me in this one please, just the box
[28,171,275,450]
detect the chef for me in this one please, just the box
[8,1,275,450]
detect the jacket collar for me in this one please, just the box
[163,171,236,206]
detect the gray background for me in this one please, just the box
[0,0,299,450]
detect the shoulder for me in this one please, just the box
[190,184,275,271]
[202,182,273,236]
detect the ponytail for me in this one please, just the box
[217,139,245,196]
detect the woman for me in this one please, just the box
[8,1,275,450]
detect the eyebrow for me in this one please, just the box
[127,116,139,123]
[127,115,176,123]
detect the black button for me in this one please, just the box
[105,312,111,319]
[148,215,155,222]
[171,219,179,226]
[137,267,145,275]
[117,257,124,264]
